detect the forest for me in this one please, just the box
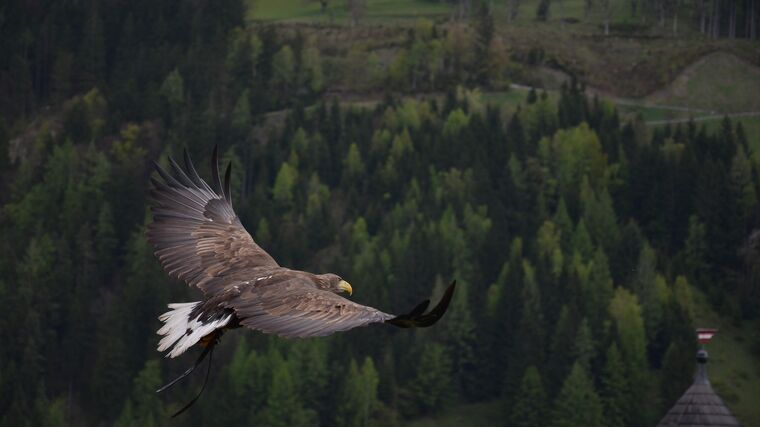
[1,0,759,426]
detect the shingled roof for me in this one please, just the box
[657,349,740,427]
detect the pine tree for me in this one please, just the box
[551,362,605,427]
[290,340,329,419]
[584,248,614,336]
[257,360,316,427]
[334,357,380,427]
[436,280,476,398]
[505,260,546,396]
[404,342,453,415]
[473,1,494,86]
[632,243,663,342]
[78,5,106,89]
[95,202,117,281]
[546,305,576,393]
[571,219,594,260]
[608,287,651,426]
[115,359,165,427]
[536,0,551,21]
[509,366,547,427]
[730,145,758,225]
[573,318,595,372]
[600,343,628,427]
[681,215,708,288]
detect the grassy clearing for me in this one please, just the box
[647,52,760,114]
[691,287,760,427]
[248,0,671,28]
[404,400,504,427]
[247,0,452,23]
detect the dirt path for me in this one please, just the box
[644,111,760,126]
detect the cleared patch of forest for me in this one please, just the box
[647,52,760,113]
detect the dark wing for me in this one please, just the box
[147,147,278,296]
[226,279,456,338]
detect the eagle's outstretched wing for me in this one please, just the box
[147,147,278,296]
[225,279,456,338]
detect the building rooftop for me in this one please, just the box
[657,349,740,427]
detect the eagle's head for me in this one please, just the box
[316,273,353,296]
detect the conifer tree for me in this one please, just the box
[95,202,117,280]
[405,343,453,415]
[573,318,595,372]
[546,305,576,393]
[601,343,628,427]
[571,219,594,260]
[509,366,547,427]
[335,357,380,427]
[436,280,476,397]
[258,360,316,427]
[551,362,605,427]
[584,248,614,336]
[115,359,165,427]
[505,260,546,396]
[609,287,651,426]
[632,243,665,344]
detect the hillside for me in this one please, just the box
[647,51,760,113]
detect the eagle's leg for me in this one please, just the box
[156,330,224,394]
[156,330,223,417]
[169,344,214,418]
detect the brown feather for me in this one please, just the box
[147,149,278,296]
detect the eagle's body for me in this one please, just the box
[147,148,454,362]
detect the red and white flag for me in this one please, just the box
[697,328,718,344]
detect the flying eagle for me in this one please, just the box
[147,147,455,416]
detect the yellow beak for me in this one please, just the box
[338,280,353,296]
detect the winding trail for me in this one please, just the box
[644,111,760,126]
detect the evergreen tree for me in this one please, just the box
[609,287,652,426]
[584,248,614,336]
[436,281,477,398]
[257,360,316,427]
[681,215,708,289]
[472,1,495,86]
[505,260,546,396]
[551,362,605,427]
[115,359,165,427]
[536,0,551,21]
[600,343,628,427]
[404,343,453,415]
[573,318,595,372]
[632,243,663,343]
[95,202,117,281]
[334,357,380,427]
[509,366,547,427]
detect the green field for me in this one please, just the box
[248,0,676,28]
[247,0,452,23]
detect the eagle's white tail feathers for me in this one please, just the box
[157,302,232,358]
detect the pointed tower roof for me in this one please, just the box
[657,329,740,427]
